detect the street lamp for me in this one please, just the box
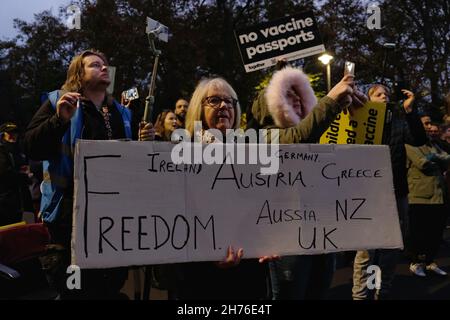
[381,42,396,84]
[318,53,334,92]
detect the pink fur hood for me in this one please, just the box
[265,67,317,128]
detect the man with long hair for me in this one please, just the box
[24,49,154,299]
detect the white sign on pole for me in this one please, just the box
[72,141,403,269]
[234,11,325,72]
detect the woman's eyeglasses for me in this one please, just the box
[203,96,238,109]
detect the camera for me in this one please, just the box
[122,87,139,101]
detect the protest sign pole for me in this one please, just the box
[380,43,395,84]
[142,32,161,123]
[142,31,161,300]
[142,18,169,123]
[142,18,170,299]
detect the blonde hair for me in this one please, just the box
[185,77,241,137]
[367,84,390,100]
[61,49,108,92]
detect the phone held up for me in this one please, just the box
[122,87,139,101]
[344,61,355,77]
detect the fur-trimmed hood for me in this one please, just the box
[264,67,317,128]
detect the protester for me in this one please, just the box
[428,122,440,140]
[249,65,365,299]
[443,93,450,125]
[0,122,33,226]
[441,124,450,204]
[23,49,155,299]
[442,124,450,144]
[430,123,450,154]
[28,159,43,215]
[154,110,178,141]
[437,124,450,163]
[406,127,450,277]
[174,98,189,129]
[173,77,277,299]
[352,84,427,300]
[249,69,364,144]
[420,114,433,135]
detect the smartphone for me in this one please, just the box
[122,87,139,101]
[344,61,355,76]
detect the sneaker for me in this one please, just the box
[409,263,426,277]
[426,263,447,276]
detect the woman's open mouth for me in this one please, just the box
[217,112,229,120]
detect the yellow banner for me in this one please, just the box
[320,102,387,145]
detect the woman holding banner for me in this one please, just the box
[170,77,277,299]
[249,64,366,300]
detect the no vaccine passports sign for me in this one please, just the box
[234,11,325,72]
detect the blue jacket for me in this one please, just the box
[40,90,132,223]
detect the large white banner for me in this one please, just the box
[72,140,402,268]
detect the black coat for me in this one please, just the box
[0,142,26,226]
[172,259,269,300]
[23,98,131,241]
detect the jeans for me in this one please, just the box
[352,196,408,300]
[269,254,335,300]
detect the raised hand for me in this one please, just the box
[56,92,81,123]
[402,89,415,113]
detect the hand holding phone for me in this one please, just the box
[122,87,139,101]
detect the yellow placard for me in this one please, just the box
[320,102,387,145]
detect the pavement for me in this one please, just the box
[5,228,450,300]
[327,227,450,300]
